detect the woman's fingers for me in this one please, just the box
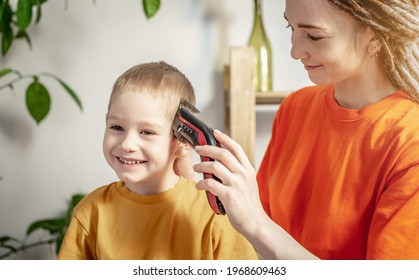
[195,175,227,197]
[194,130,251,175]
[193,156,232,185]
[212,129,253,169]
[193,130,257,186]
[194,145,239,176]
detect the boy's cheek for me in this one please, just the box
[103,135,117,152]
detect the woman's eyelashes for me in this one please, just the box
[306,33,323,41]
[286,23,324,41]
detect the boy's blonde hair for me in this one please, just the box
[108,61,196,121]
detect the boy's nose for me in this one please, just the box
[120,133,140,152]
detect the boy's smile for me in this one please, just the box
[116,156,146,165]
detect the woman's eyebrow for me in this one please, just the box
[283,13,326,30]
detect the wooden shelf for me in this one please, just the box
[224,46,290,165]
[256,91,287,105]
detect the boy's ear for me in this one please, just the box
[175,141,192,157]
[173,142,195,180]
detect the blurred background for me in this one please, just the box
[0,0,311,259]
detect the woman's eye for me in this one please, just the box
[306,33,323,41]
[110,125,124,131]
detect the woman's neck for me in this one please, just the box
[334,58,398,110]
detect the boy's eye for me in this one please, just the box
[110,125,124,131]
[140,130,155,135]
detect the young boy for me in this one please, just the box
[57,61,257,259]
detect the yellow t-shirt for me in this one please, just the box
[57,177,257,259]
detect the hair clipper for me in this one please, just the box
[172,99,226,215]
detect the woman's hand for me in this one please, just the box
[193,129,267,236]
[194,130,318,260]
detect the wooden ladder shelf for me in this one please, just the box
[224,46,288,165]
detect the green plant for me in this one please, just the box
[0,0,49,56]
[0,193,84,259]
[0,68,83,124]
[143,0,160,19]
[0,0,161,124]
[0,0,161,57]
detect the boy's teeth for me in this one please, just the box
[118,157,141,164]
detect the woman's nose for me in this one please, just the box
[290,34,309,60]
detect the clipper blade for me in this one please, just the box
[179,98,200,114]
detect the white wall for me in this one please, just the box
[0,0,311,259]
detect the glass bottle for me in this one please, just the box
[247,0,272,92]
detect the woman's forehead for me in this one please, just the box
[284,0,354,29]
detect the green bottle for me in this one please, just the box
[248,0,273,92]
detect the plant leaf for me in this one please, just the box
[0,236,20,245]
[54,76,83,111]
[1,2,14,56]
[0,68,13,78]
[2,24,14,56]
[55,232,65,255]
[65,194,84,221]
[71,194,85,207]
[0,236,21,252]
[30,0,49,4]
[16,30,32,49]
[143,0,160,19]
[25,81,51,124]
[0,2,13,25]
[35,3,42,23]
[26,218,67,236]
[0,4,6,29]
[31,0,47,23]
[17,0,33,31]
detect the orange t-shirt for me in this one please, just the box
[257,84,419,259]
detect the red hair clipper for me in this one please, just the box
[172,99,226,215]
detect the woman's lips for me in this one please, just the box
[304,64,322,71]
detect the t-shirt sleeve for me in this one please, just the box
[56,205,96,260]
[367,142,419,259]
[257,97,289,217]
[211,215,258,260]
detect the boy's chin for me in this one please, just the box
[116,172,144,184]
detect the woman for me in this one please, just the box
[193,0,419,259]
